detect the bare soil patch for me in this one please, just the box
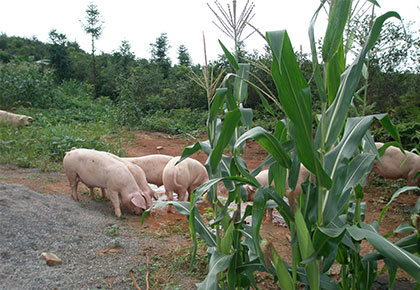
[0,130,418,288]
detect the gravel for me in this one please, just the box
[0,182,148,290]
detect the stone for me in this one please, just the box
[41,252,62,266]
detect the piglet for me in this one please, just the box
[63,148,150,217]
[0,110,34,127]
[162,156,208,202]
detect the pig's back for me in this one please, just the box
[63,149,122,188]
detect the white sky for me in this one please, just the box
[0,1,419,65]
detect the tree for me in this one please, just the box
[48,29,71,81]
[177,45,191,66]
[150,33,171,78]
[81,2,103,96]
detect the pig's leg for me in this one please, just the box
[89,187,96,200]
[67,174,79,202]
[178,191,187,202]
[265,209,273,223]
[166,190,175,213]
[100,188,106,198]
[108,190,122,217]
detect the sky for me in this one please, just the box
[0,1,419,65]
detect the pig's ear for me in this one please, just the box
[141,191,152,207]
[131,193,146,210]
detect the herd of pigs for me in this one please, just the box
[63,143,420,219]
[63,148,208,217]
[2,110,420,219]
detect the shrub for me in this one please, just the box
[0,60,55,108]
[138,108,207,136]
[0,120,125,171]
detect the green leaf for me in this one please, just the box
[197,249,234,290]
[320,12,401,149]
[266,29,332,189]
[394,224,416,234]
[234,64,250,103]
[208,88,227,125]
[178,140,211,163]
[209,108,242,175]
[153,201,216,248]
[326,42,345,104]
[235,126,291,169]
[239,103,253,129]
[309,2,327,102]
[343,153,375,192]
[258,93,275,115]
[252,187,268,264]
[260,239,294,290]
[221,222,235,255]
[219,40,239,71]
[295,208,320,290]
[322,0,351,62]
[347,225,420,282]
[379,186,420,224]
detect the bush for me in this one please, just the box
[0,118,126,170]
[137,108,207,136]
[0,60,55,108]
[373,121,420,151]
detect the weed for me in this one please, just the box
[106,224,121,248]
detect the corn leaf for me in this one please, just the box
[266,30,332,189]
[234,64,250,103]
[322,0,351,62]
[209,108,242,175]
[295,208,320,290]
[321,12,400,149]
[235,126,291,169]
[197,249,234,290]
[347,225,420,282]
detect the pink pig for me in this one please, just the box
[63,148,150,217]
[371,142,420,187]
[244,165,310,221]
[162,156,208,202]
[123,154,173,187]
[0,110,34,127]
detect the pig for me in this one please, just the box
[244,164,310,221]
[0,110,34,127]
[162,156,208,202]
[107,153,158,202]
[63,148,151,217]
[68,148,157,203]
[370,142,420,188]
[123,154,173,187]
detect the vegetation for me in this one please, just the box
[1,0,420,287]
[158,0,420,289]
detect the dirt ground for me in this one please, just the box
[0,130,418,288]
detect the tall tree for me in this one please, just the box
[177,45,191,66]
[81,2,103,96]
[48,29,71,81]
[150,33,171,78]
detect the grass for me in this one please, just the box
[0,106,128,171]
[106,224,121,248]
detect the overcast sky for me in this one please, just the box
[1,1,419,64]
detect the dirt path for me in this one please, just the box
[0,130,418,288]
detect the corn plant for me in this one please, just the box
[164,0,420,289]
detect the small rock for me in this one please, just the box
[41,252,62,266]
[156,146,163,150]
